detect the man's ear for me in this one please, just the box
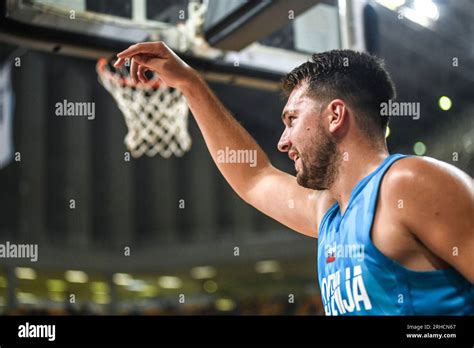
[326,99,348,135]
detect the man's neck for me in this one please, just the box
[329,144,389,215]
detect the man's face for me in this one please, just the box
[278,85,341,190]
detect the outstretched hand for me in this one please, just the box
[114,41,198,90]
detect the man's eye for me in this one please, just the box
[288,116,296,125]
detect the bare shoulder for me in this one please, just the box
[378,156,474,281]
[380,155,473,232]
[383,156,473,197]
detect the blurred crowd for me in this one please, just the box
[4,294,324,316]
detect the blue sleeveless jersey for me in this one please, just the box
[317,154,474,315]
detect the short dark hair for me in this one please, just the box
[282,49,396,140]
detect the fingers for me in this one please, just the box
[113,55,149,84]
[117,41,167,60]
[134,55,165,73]
[132,54,149,65]
[114,41,171,85]
[137,65,147,84]
[130,57,139,84]
[113,57,127,68]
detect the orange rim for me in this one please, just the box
[96,58,161,89]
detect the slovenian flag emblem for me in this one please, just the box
[326,244,336,263]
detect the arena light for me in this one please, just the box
[90,281,109,294]
[203,280,218,294]
[113,273,132,286]
[401,7,430,27]
[255,260,281,274]
[413,0,439,20]
[401,0,439,28]
[413,141,427,156]
[17,292,38,304]
[0,276,7,287]
[215,298,236,311]
[65,270,88,283]
[190,266,217,280]
[15,267,36,280]
[127,279,147,292]
[376,0,405,11]
[438,96,452,111]
[47,279,67,292]
[158,276,183,289]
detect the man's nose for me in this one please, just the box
[277,130,291,152]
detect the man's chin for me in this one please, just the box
[296,173,311,189]
[296,172,327,190]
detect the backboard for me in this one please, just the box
[0,0,360,80]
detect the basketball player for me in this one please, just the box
[115,42,474,315]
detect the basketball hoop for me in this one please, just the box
[95,1,211,158]
[96,58,192,158]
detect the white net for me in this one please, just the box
[95,1,211,158]
[97,62,192,158]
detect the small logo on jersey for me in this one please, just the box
[326,244,336,263]
[324,242,365,263]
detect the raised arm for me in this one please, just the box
[115,41,333,237]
